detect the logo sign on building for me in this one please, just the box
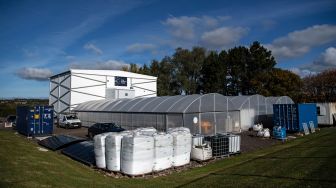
[115,76,127,86]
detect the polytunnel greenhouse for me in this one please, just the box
[229,95,294,130]
[229,94,267,130]
[74,93,241,135]
[265,96,294,113]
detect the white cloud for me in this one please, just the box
[289,67,317,78]
[126,43,156,53]
[290,47,336,77]
[163,15,230,42]
[320,47,336,66]
[84,43,103,55]
[265,24,336,59]
[15,67,53,81]
[69,60,130,70]
[200,27,248,48]
[163,16,200,40]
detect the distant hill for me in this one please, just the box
[0,99,49,117]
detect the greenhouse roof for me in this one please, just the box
[74,93,237,113]
[265,96,294,104]
[229,94,266,110]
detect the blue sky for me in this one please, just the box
[0,0,335,98]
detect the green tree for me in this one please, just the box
[253,68,302,102]
[171,47,206,95]
[227,46,250,95]
[201,51,227,94]
[248,41,276,94]
[138,64,150,75]
[301,69,336,102]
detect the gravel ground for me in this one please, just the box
[53,125,89,139]
[239,131,281,153]
[0,118,282,153]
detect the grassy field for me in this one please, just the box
[0,128,335,188]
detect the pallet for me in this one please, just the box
[192,158,213,163]
[229,152,241,156]
[212,154,230,159]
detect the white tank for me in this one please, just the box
[105,131,132,171]
[191,145,212,161]
[121,134,154,175]
[192,135,204,147]
[93,133,110,169]
[153,132,173,171]
[171,129,192,167]
[228,134,241,153]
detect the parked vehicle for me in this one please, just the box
[58,113,82,129]
[5,115,16,128]
[88,123,124,139]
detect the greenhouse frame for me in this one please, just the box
[229,95,294,130]
[74,93,241,135]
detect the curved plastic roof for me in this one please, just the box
[74,93,237,113]
[265,96,294,105]
[229,94,266,110]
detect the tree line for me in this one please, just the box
[122,41,336,103]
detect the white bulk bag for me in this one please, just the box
[133,127,157,136]
[168,127,190,134]
[171,130,192,167]
[253,124,263,132]
[263,128,270,138]
[121,134,154,175]
[105,131,132,171]
[153,133,173,171]
[191,145,212,161]
[257,129,265,137]
[93,133,110,168]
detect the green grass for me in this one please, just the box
[1,128,336,188]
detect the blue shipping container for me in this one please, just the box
[16,106,54,136]
[273,104,318,132]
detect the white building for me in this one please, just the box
[316,103,336,125]
[49,69,157,114]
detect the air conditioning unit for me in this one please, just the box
[106,88,135,99]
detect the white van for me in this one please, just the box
[58,113,82,129]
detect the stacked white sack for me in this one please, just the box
[133,127,157,136]
[153,133,173,171]
[170,129,192,167]
[105,131,132,171]
[121,134,154,175]
[94,133,111,168]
